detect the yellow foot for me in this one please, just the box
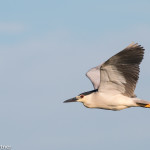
[145,104,150,108]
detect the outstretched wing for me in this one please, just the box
[98,43,144,97]
[86,43,144,97]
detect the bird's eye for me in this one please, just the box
[80,95,84,98]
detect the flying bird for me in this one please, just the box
[64,43,150,110]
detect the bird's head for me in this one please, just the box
[64,94,85,103]
[64,89,97,104]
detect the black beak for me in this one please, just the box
[63,97,78,103]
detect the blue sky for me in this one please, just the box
[0,0,150,150]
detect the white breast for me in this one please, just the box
[83,93,136,110]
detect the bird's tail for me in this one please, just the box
[134,99,150,108]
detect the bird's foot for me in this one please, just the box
[145,104,150,108]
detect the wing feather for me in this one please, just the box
[99,43,144,97]
[86,65,101,89]
[86,43,144,97]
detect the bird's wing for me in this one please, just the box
[86,65,101,89]
[98,43,144,97]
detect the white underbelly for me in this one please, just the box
[83,93,135,111]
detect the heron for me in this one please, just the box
[64,43,150,111]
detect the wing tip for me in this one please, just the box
[126,42,145,51]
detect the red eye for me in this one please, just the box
[80,95,84,98]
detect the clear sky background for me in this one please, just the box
[0,0,150,150]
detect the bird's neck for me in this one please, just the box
[82,93,97,108]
